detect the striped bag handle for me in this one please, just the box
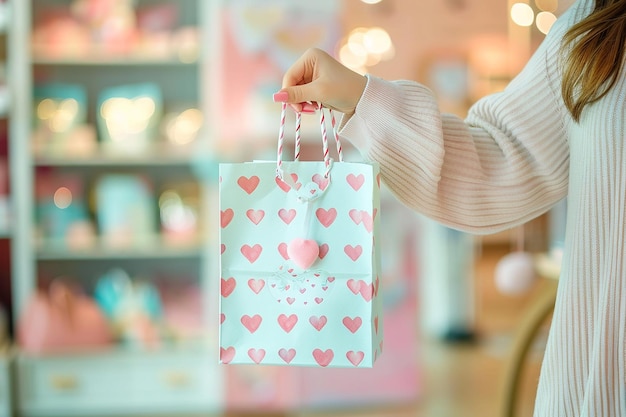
[276,102,344,181]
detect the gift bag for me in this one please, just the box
[219,105,383,368]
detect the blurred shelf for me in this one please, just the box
[34,148,200,168]
[32,44,199,66]
[32,52,198,67]
[18,341,212,360]
[36,239,204,261]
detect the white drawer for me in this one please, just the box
[17,348,224,416]
[0,352,11,417]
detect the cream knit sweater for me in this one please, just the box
[338,0,625,415]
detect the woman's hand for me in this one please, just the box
[273,48,367,115]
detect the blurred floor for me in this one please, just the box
[222,243,552,417]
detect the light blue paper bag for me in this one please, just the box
[219,106,383,368]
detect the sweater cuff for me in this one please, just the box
[337,74,440,160]
[337,74,377,157]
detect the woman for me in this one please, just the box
[273,0,625,415]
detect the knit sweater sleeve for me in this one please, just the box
[338,23,571,235]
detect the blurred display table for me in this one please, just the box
[500,250,561,417]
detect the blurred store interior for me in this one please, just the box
[0,0,571,416]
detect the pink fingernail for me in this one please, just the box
[273,91,288,102]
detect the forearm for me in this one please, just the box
[339,75,569,234]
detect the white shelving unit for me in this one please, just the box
[0,0,10,238]
[9,1,225,415]
[0,344,11,417]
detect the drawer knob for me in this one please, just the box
[163,371,191,388]
[50,375,79,391]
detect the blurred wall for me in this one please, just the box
[338,0,509,81]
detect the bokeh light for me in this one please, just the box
[536,11,557,34]
[511,3,535,27]
[53,187,72,209]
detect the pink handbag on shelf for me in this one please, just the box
[18,280,114,354]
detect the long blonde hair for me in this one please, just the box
[561,0,626,121]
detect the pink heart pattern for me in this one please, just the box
[346,173,365,191]
[278,208,296,224]
[315,208,337,228]
[277,314,298,333]
[220,347,235,364]
[279,348,296,364]
[309,315,328,331]
[221,277,236,297]
[220,166,381,367]
[248,348,266,364]
[342,316,363,333]
[241,314,262,333]
[241,244,262,263]
[312,349,334,367]
[247,278,265,294]
[237,175,260,194]
[246,209,265,225]
[221,209,234,228]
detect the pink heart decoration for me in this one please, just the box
[359,282,374,302]
[220,346,235,364]
[315,208,337,228]
[349,209,362,225]
[360,211,374,232]
[221,277,236,297]
[237,175,260,194]
[277,314,298,333]
[220,209,235,229]
[312,348,334,367]
[278,242,289,260]
[347,279,361,295]
[220,313,226,324]
[279,348,296,364]
[318,244,329,259]
[346,350,365,367]
[220,209,234,228]
[342,316,363,333]
[312,173,330,191]
[240,314,262,333]
[220,244,226,254]
[247,278,265,294]
[246,209,265,225]
[248,348,266,364]
[278,208,296,224]
[309,315,328,331]
[287,238,319,270]
[241,244,262,263]
[346,173,365,191]
[344,245,363,261]
[275,176,291,192]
